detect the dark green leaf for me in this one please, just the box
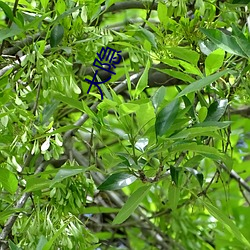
[98,172,137,191]
[155,99,179,137]
[170,166,181,186]
[205,99,228,122]
[232,0,250,4]
[0,2,14,21]
[50,24,64,47]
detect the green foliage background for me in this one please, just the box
[0,0,250,249]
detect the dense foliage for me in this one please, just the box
[0,0,250,249]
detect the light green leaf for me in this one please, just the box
[177,70,231,98]
[53,92,84,112]
[0,168,18,194]
[200,28,247,58]
[170,126,220,139]
[168,182,180,210]
[112,185,151,224]
[24,177,51,192]
[205,49,225,75]
[42,223,69,250]
[168,47,200,65]
[157,2,168,24]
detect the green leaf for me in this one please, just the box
[205,99,228,122]
[50,24,64,47]
[205,49,225,75]
[170,166,180,186]
[168,182,180,210]
[134,59,150,98]
[0,168,18,194]
[198,106,208,122]
[151,86,166,111]
[0,1,14,21]
[170,126,220,139]
[0,25,23,42]
[203,201,250,248]
[112,185,151,224]
[51,166,86,186]
[168,47,200,65]
[185,167,204,187]
[53,92,84,112]
[200,28,247,58]
[232,0,250,4]
[24,177,51,192]
[9,241,22,250]
[80,206,120,214]
[119,103,140,115]
[157,2,168,24]
[176,70,231,98]
[36,235,48,250]
[156,68,195,83]
[98,172,137,191]
[42,223,69,250]
[194,121,231,129]
[155,99,179,137]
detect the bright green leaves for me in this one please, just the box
[157,2,168,24]
[50,24,64,47]
[200,28,250,58]
[0,168,18,194]
[205,49,225,75]
[113,185,151,224]
[155,99,179,137]
[98,172,137,191]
